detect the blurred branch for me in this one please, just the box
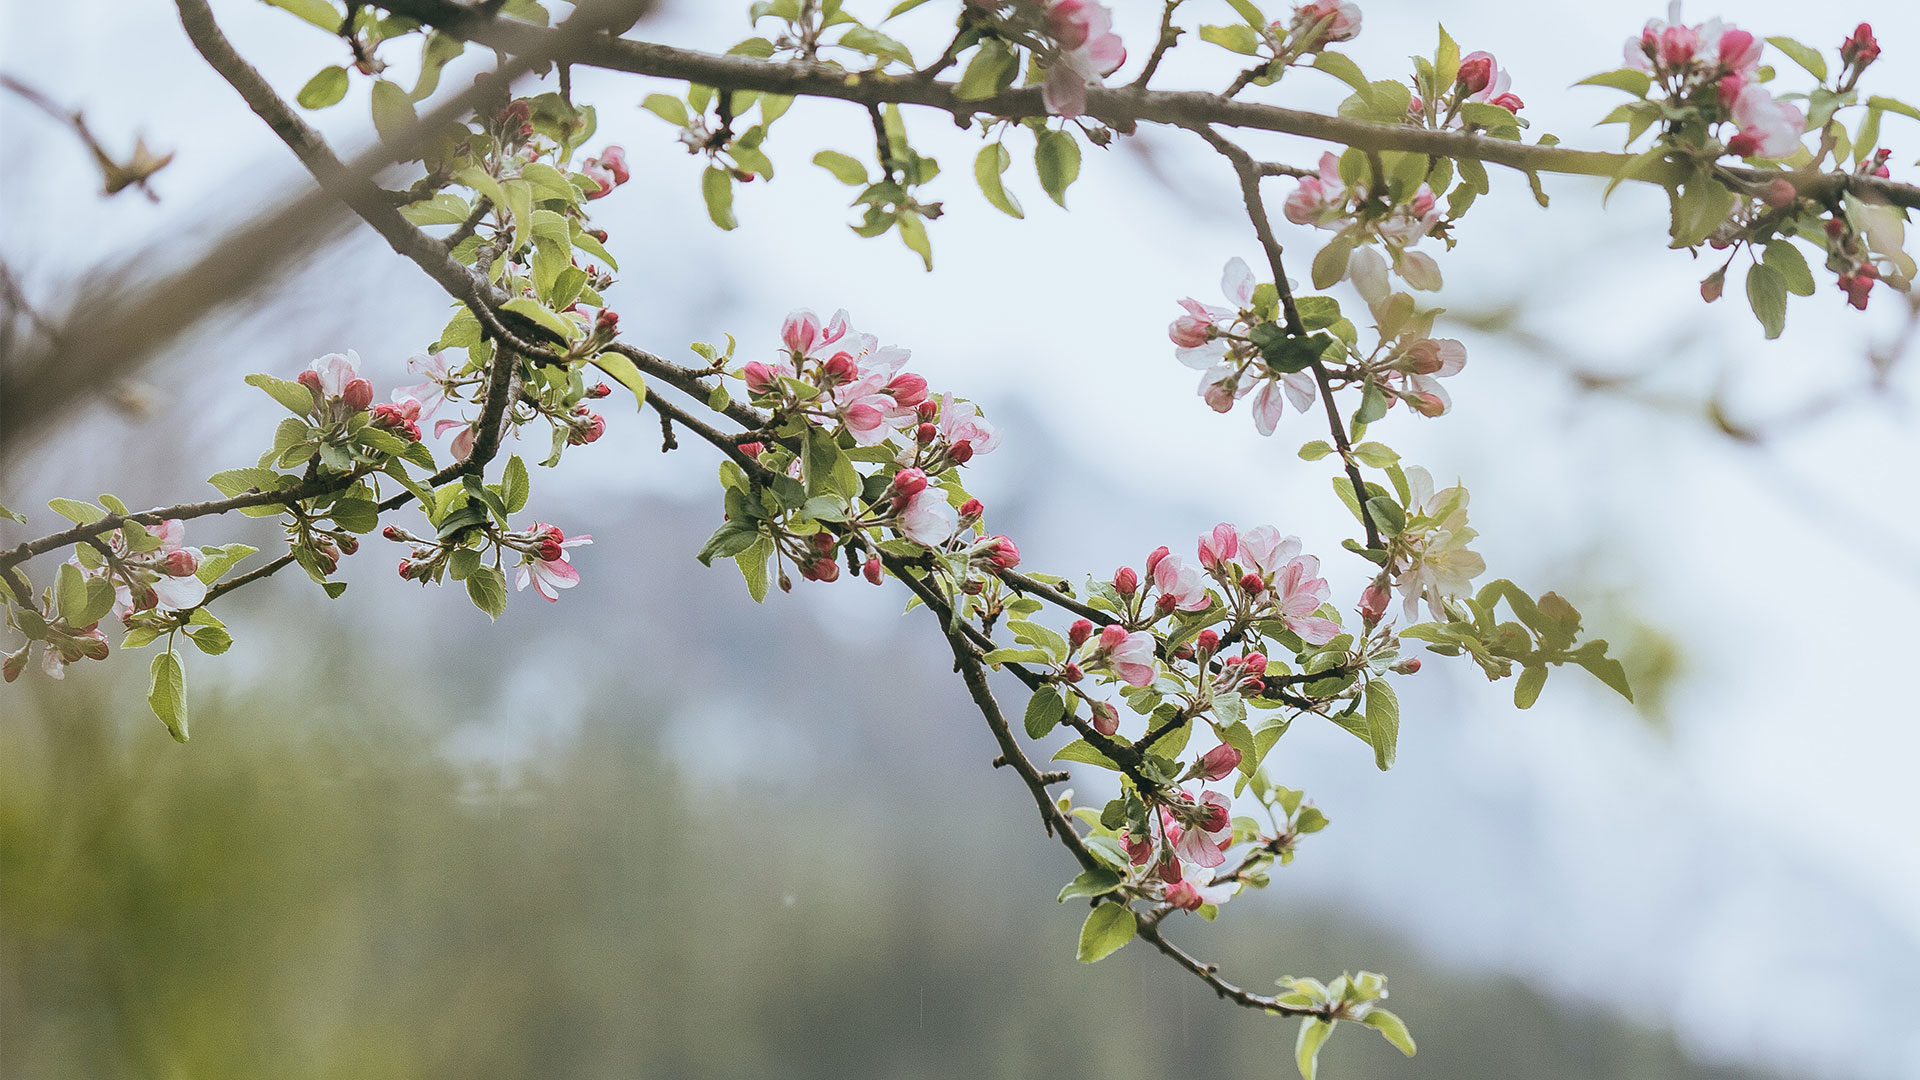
[0,73,174,199]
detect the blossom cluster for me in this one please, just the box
[1623,3,1804,158]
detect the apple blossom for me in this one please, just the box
[512,523,592,602]
[391,350,454,419]
[1039,0,1126,118]
[1151,552,1210,612]
[1286,0,1362,52]
[897,485,959,547]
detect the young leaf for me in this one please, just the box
[974,143,1024,219]
[1364,679,1399,770]
[1057,867,1122,902]
[1362,1008,1417,1056]
[368,79,417,142]
[812,150,869,186]
[702,166,738,230]
[148,650,189,743]
[500,456,531,513]
[1765,36,1828,83]
[296,65,350,109]
[1075,902,1136,962]
[641,93,689,127]
[1762,240,1816,296]
[1514,664,1547,709]
[1024,685,1067,739]
[1295,1018,1334,1080]
[1035,129,1081,208]
[244,373,317,417]
[588,350,647,410]
[1745,263,1788,340]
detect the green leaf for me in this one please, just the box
[1311,234,1356,290]
[296,65,350,109]
[1574,645,1634,702]
[1024,685,1067,739]
[701,166,738,230]
[195,544,258,585]
[1057,867,1123,902]
[1298,440,1334,461]
[500,455,531,513]
[642,93,689,127]
[1514,664,1547,709]
[954,36,1015,101]
[1075,902,1136,962]
[1295,1018,1334,1080]
[263,0,342,31]
[1765,36,1827,83]
[410,31,465,101]
[188,626,233,655]
[1035,129,1080,208]
[501,297,575,342]
[0,501,24,524]
[1364,680,1399,770]
[980,646,1051,667]
[1574,69,1652,97]
[1052,738,1123,771]
[587,350,646,410]
[55,563,90,624]
[245,373,316,417]
[734,537,772,602]
[148,651,188,743]
[1745,263,1788,340]
[1199,23,1261,55]
[896,212,933,270]
[1362,1008,1416,1056]
[812,150,869,185]
[453,166,508,215]
[47,498,107,525]
[1311,52,1371,93]
[838,26,914,66]
[1668,173,1734,249]
[369,79,417,142]
[974,143,1024,219]
[1866,95,1920,123]
[1763,240,1816,297]
[466,565,507,619]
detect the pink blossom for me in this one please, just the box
[1040,0,1126,117]
[1166,869,1237,910]
[780,308,852,360]
[1270,555,1339,644]
[306,350,363,400]
[1197,523,1238,569]
[1249,373,1318,436]
[1287,1,1362,50]
[1173,790,1234,868]
[391,350,454,420]
[433,418,477,462]
[1151,553,1209,612]
[1459,52,1516,110]
[1283,153,1349,229]
[1729,84,1805,159]
[1098,625,1158,687]
[1173,257,1260,369]
[935,394,1001,459]
[898,486,958,546]
[515,523,591,602]
[1238,526,1302,579]
[582,146,628,199]
[1197,742,1241,781]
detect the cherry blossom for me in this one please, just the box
[1040,0,1126,118]
[1727,83,1805,159]
[1282,154,1350,230]
[934,394,1002,459]
[513,523,592,602]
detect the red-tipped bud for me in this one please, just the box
[1157,858,1184,884]
[1173,645,1194,661]
[1145,546,1171,575]
[1166,880,1202,910]
[915,422,938,445]
[863,557,883,585]
[893,467,929,497]
[1197,742,1242,781]
[297,369,323,393]
[1113,566,1139,596]
[1068,619,1094,648]
[596,309,619,333]
[948,440,974,465]
[1456,54,1493,94]
[161,549,200,577]
[981,535,1019,570]
[742,361,778,395]
[1098,624,1130,651]
[586,381,612,399]
[823,351,859,383]
[810,557,841,582]
[810,532,835,554]
[1090,701,1119,736]
[1060,662,1084,683]
[738,441,764,459]
[1391,657,1422,674]
[1763,179,1798,209]
[1842,23,1880,67]
[1239,571,1265,595]
[338,535,359,556]
[382,525,402,541]
[1124,832,1154,865]
[1241,652,1268,677]
[1197,801,1231,834]
[397,559,413,579]
[887,372,929,407]
[1196,629,1220,652]
[1826,217,1848,239]
[959,498,984,518]
[916,398,939,422]
[342,378,374,412]
[569,411,606,445]
[1155,593,1178,615]
[1726,133,1759,158]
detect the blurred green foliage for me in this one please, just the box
[1,663,1784,1080]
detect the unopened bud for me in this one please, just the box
[823,352,858,383]
[342,378,374,412]
[1239,571,1264,595]
[959,498,984,518]
[811,557,841,582]
[916,422,937,444]
[981,535,1020,570]
[1113,566,1138,596]
[161,549,200,577]
[382,525,402,541]
[810,532,835,553]
[1068,619,1094,648]
[1098,624,1129,651]
[1241,652,1268,677]
[1145,546,1171,575]
[863,557,883,585]
[586,381,612,399]
[1358,582,1390,621]
[948,440,974,465]
[916,399,938,422]
[893,467,929,497]
[1090,701,1119,736]
[297,369,323,393]
[1197,742,1241,781]
[1155,593,1177,615]
[397,559,413,579]
[1391,657,1422,674]
[1060,662,1084,683]
[1197,629,1220,652]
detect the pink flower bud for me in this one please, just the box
[1391,657,1422,674]
[1157,858,1184,884]
[887,372,929,407]
[382,525,402,541]
[1490,92,1524,113]
[1090,701,1119,737]
[742,361,778,394]
[1843,23,1880,66]
[1726,133,1759,158]
[1124,832,1154,865]
[580,412,606,443]
[1196,629,1219,652]
[916,422,938,444]
[1239,572,1264,595]
[1762,179,1797,209]
[1241,652,1267,677]
[810,532,836,554]
[1456,53,1494,94]
[397,559,413,579]
[1168,313,1212,349]
[595,309,619,333]
[823,351,858,383]
[1098,623,1130,652]
[1197,801,1230,833]
[982,535,1019,570]
[1826,218,1848,238]
[1198,742,1241,781]
[1060,662,1084,683]
[948,441,974,465]
[1068,619,1094,648]
[342,378,374,412]
[1359,582,1390,620]
[739,441,764,459]
[586,381,612,399]
[959,498,984,518]
[893,467,928,497]
[916,399,939,422]
[863,557,883,585]
[810,557,841,582]
[1113,566,1138,596]
[1145,546,1171,576]
[161,549,200,577]
[1155,594,1178,615]
[297,369,323,393]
